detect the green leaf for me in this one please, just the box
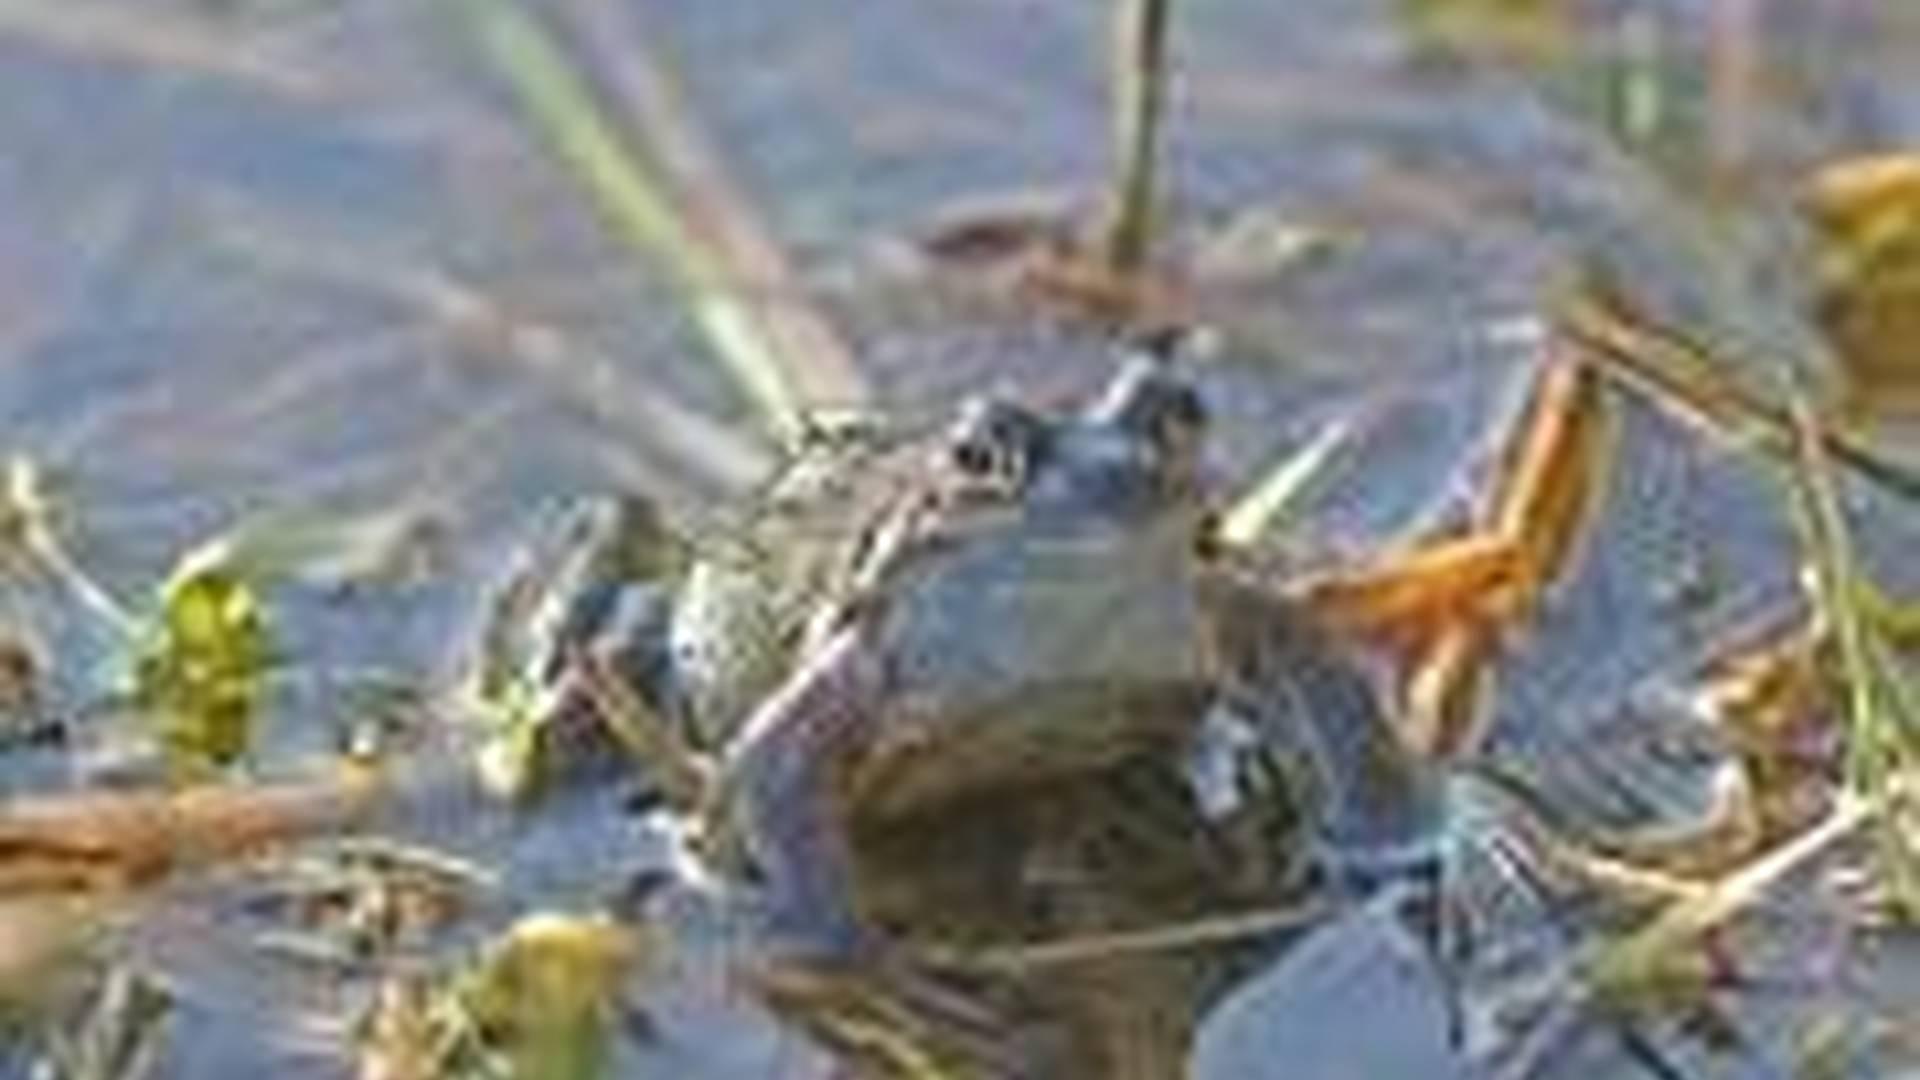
[454,914,637,1080]
[129,541,276,778]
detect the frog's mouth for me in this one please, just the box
[847,680,1215,819]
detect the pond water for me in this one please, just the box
[1,0,1917,1076]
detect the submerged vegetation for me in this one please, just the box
[0,0,1918,1077]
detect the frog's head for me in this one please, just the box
[935,351,1207,520]
[843,353,1219,811]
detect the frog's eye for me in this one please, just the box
[945,397,1049,491]
[950,438,999,477]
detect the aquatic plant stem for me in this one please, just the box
[1101,0,1172,274]
[466,0,811,441]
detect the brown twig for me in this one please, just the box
[0,765,388,898]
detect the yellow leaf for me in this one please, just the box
[130,544,275,777]
[1803,152,1920,416]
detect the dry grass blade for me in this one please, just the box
[915,898,1331,975]
[203,204,772,496]
[0,0,334,100]
[2,456,139,639]
[1555,282,1920,504]
[468,0,866,443]
[1782,393,1882,788]
[575,648,710,809]
[559,0,870,414]
[1586,787,1876,1000]
[320,836,501,893]
[1399,350,1612,758]
[1779,374,1920,912]
[1404,620,1495,760]
[1299,348,1610,756]
[1215,416,1357,549]
[1396,350,1614,754]
[1558,283,1796,448]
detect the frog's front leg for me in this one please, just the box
[709,622,1041,1069]
[715,622,890,960]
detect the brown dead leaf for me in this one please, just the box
[1297,532,1521,648]
[1803,152,1920,416]
[1304,347,1612,758]
[1484,350,1612,611]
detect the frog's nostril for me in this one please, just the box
[946,397,1049,488]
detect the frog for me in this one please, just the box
[643,357,1468,1080]
[459,344,1645,1073]
[708,354,1444,959]
[469,352,1442,940]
